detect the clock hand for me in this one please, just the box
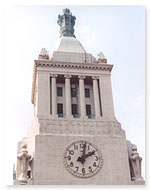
[82,141,87,159]
[77,141,87,164]
[84,150,95,159]
[77,150,95,163]
[77,156,85,164]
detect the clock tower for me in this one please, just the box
[14,9,144,185]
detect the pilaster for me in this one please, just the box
[99,74,115,118]
[36,71,50,118]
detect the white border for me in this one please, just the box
[0,0,149,189]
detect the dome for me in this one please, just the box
[54,36,86,53]
[49,36,96,64]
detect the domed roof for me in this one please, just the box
[47,9,97,64]
[54,36,86,53]
[49,36,97,64]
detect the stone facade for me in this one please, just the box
[14,9,144,185]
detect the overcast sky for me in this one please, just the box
[3,5,145,184]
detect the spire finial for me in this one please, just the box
[57,8,76,38]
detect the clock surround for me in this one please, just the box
[63,140,103,178]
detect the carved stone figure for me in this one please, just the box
[97,52,107,63]
[17,144,31,184]
[38,48,49,60]
[129,144,143,181]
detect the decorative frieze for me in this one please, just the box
[34,60,113,72]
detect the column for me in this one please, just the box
[92,76,100,118]
[78,75,86,117]
[64,74,72,117]
[51,74,58,116]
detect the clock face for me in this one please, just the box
[63,140,103,178]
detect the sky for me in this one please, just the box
[2,5,145,185]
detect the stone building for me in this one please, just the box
[13,8,144,185]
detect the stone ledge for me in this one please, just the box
[131,180,145,185]
[36,115,118,122]
[13,179,33,185]
[26,117,125,138]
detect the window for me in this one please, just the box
[57,103,63,114]
[57,87,63,96]
[71,88,77,97]
[85,88,90,98]
[86,104,91,115]
[72,104,78,115]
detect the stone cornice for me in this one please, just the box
[31,60,113,104]
[34,60,113,72]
